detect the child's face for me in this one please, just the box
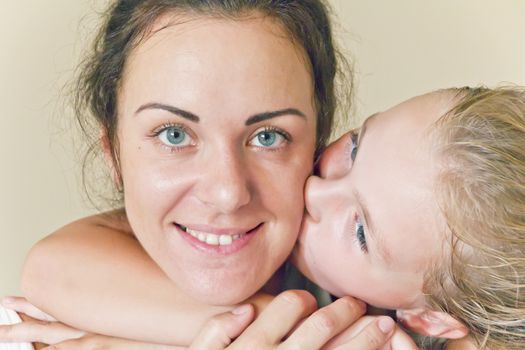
[293,92,453,309]
[115,14,317,305]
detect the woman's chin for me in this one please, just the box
[173,271,266,306]
[185,285,257,306]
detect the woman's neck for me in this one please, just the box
[261,263,288,295]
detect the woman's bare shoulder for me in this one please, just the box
[61,209,133,235]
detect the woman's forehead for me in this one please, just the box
[118,14,315,120]
[134,11,300,59]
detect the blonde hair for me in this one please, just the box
[427,87,525,349]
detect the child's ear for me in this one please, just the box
[396,308,469,339]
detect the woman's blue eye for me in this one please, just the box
[250,128,288,148]
[158,126,192,147]
[258,132,277,146]
[355,216,368,253]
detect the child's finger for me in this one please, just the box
[189,304,255,350]
[333,316,396,350]
[281,296,367,350]
[0,317,85,345]
[238,290,318,344]
[2,297,57,322]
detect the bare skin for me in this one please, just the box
[7,93,479,349]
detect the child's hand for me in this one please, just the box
[0,296,86,345]
[322,314,420,350]
[0,297,183,349]
[190,290,405,350]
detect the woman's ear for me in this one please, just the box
[396,308,469,339]
[100,131,122,189]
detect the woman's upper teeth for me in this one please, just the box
[185,227,244,246]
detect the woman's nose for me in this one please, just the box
[196,150,251,214]
[317,132,353,179]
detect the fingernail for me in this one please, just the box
[232,304,250,315]
[396,309,404,320]
[378,317,395,334]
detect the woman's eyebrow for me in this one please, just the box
[245,108,306,125]
[135,103,200,122]
[134,104,306,126]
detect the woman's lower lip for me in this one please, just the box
[175,223,261,256]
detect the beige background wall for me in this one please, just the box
[1,1,524,296]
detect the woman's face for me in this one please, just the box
[116,14,316,305]
[294,92,452,309]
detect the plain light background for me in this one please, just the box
[1,1,524,296]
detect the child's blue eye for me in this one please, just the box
[350,132,359,161]
[351,144,358,161]
[355,216,368,253]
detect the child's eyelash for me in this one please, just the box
[352,213,368,253]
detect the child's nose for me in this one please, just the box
[317,132,353,179]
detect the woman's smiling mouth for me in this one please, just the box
[175,223,263,253]
[179,225,246,246]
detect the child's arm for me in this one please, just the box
[21,211,271,346]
